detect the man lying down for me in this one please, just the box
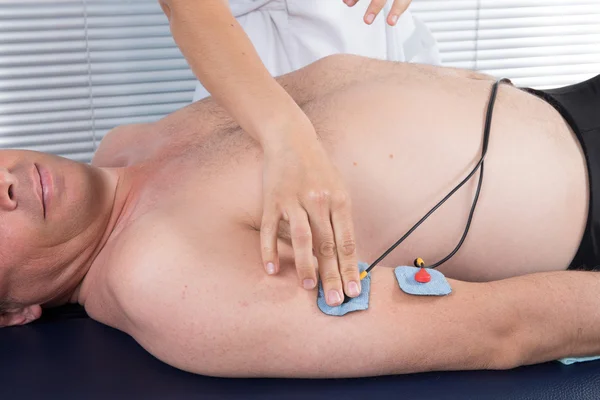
[1,54,600,378]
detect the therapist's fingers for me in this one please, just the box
[305,194,344,307]
[288,207,318,291]
[260,208,281,275]
[344,0,359,6]
[330,191,361,299]
[387,0,412,25]
[364,0,387,25]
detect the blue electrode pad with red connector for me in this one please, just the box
[394,266,452,296]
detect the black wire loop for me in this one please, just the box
[365,79,507,274]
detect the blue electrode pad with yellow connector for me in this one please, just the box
[394,266,452,296]
[317,262,371,316]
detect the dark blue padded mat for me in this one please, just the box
[1,314,600,400]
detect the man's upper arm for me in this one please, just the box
[110,221,600,378]
[118,260,527,378]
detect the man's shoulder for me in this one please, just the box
[92,123,159,167]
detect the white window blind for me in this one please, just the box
[0,0,196,163]
[410,0,600,89]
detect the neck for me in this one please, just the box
[65,167,137,307]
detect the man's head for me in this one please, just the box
[0,149,118,326]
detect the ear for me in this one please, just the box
[0,304,42,327]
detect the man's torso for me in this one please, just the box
[83,57,588,328]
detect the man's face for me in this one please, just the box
[0,149,108,306]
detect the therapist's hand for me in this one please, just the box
[343,0,412,26]
[260,120,361,307]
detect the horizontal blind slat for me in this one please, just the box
[411,0,600,12]
[442,45,600,63]
[0,37,177,56]
[0,48,186,67]
[0,69,194,91]
[0,114,165,137]
[0,2,166,19]
[428,24,600,38]
[416,5,600,21]
[0,103,189,126]
[439,34,600,52]
[0,93,194,115]
[0,59,190,79]
[0,15,168,32]
[480,64,600,78]
[0,80,197,103]
[0,26,173,43]
[15,141,95,156]
[0,131,94,147]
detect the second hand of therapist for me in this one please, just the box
[159,0,408,306]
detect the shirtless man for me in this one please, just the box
[1,55,599,378]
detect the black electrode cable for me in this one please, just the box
[361,79,506,277]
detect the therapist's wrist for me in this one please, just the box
[257,109,318,156]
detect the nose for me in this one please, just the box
[0,168,17,211]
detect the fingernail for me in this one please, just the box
[327,290,342,305]
[365,13,375,24]
[303,279,316,290]
[390,14,399,25]
[348,281,360,297]
[266,262,276,275]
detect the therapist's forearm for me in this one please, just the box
[495,270,600,367]
[159,0,311,148]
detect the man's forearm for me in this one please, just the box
[495,270,600,367]
[382,269,600,374]
[159,0,310,146]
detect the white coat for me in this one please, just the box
[193,0,440,101]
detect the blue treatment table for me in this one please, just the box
[1,305,599,400]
